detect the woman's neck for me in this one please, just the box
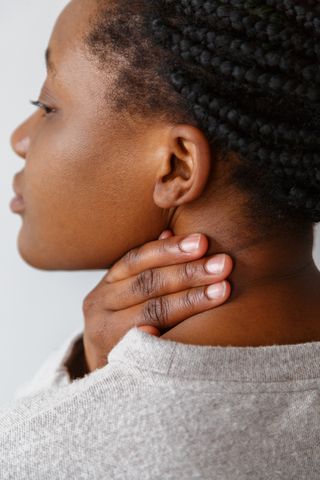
[162,201,320,347]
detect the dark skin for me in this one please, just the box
[81,230,233,372]
[10,0,320,371]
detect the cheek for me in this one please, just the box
[18,131,165,270]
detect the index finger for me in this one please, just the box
[106,233,209,283]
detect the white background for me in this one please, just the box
[0,1,320,406]
[0,0,103,406]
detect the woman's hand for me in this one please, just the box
[83,231,233,373]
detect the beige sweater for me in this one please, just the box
[1,327,320,479]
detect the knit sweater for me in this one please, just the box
[1,326,320,479]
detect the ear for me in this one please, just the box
[153,124,211,209]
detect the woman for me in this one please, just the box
[2,0,320,478]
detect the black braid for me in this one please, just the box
[161,22,320,85]
[265,0,320,35]
[87,0,320,227]
[174,74,320,151]
[171,0,320,59]
[153,20,320,102]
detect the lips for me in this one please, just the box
[10,173,25,214]
[10,194,25,213]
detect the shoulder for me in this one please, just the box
[13,328,84,400]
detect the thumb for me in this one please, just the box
[158,230,173,240]
[137,325,161,337]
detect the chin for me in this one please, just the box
[18,250,111,271]
[17,233,113,271]
[18,242,66,270]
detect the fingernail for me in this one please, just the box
[158,231,166,240]
[206,282,227,299]
[179,234,201,252]
[205,255,226,274]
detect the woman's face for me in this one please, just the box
[10,0,167,270]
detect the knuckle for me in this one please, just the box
[181,261,198,281]
[103,270,113,284]
[142,297,169,329]
[132,268,159,297]
[158,238,171,255]
[123,247,141,268]
[182,289,203,311]
[82,292,98,316]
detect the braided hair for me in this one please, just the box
[87,0,320,231]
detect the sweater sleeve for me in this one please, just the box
[14,328,85,400]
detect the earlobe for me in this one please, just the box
[153,124,211,209]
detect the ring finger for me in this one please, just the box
[101,254,233,311]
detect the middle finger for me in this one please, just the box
[101,254,233,310]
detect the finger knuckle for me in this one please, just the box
[181,261,198,281]
[132,268,159,297]
[183,289,203,311]
[82,292,98,316]
[142,297,169,329]
[123,247,141,268]
[158,238,171,255]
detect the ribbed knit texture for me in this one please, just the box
[1,326,320,479]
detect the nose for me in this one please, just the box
[10,124,30,160]
[10,109,41,160]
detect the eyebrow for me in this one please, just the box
[45,47,56,73]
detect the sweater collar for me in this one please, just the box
[108,326,320,382]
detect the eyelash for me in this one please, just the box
[30,99,56,116]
